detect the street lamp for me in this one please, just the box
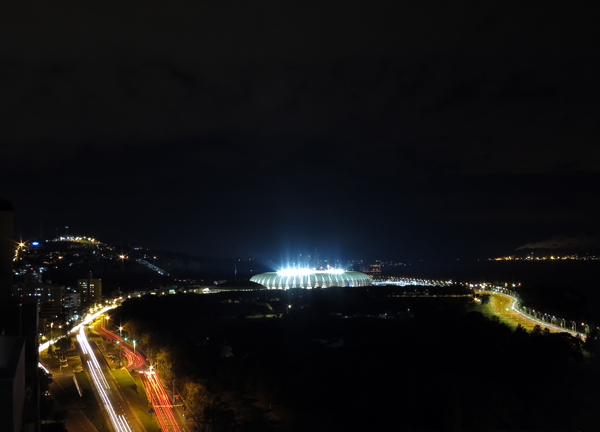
[119,326,123,338]
[116,340,122,366]
[133,340,137,355]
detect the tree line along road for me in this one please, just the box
[485,291,573,334]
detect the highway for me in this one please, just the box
[40,304,188,431]
[487,291,547,331]
[39,304,118,354]
[39,305,123,432]
[97,320,186,432]
[48,375,98,432]
[95,322,144,369]
[76,325,144,432]
[486,291,584,336]
[142,369,182,432]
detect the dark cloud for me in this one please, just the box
[516,235,600,251]
[1,0,599,260]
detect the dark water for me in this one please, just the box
[383,259,600,300]
[383,259,597,282]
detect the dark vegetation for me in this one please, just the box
[115,287,600,432]
[517,283,591,323]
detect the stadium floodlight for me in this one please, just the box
[277,268,314,276]
[253,269,370,290]
[325,269,344,274]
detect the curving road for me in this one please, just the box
[486,291,584,337]
[94,322,145,370]
[96,320,187,432]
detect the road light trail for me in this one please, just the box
[38,304,146,432]
[149,372,180,432]
[142,373,170,432]
[42,304,180,432]
[96,323,144,369]
[39,304,118,353]
[143,370,181,432]
[77,326,134,432]
[97,323,182,431]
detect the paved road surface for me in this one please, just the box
[77,325,146,432]
[49,376,99,432]
[96,319,190,432]
[487,291,577,335]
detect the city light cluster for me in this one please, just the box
[489,254,599,261]
[51,236,100,244]
[38,304,117,353]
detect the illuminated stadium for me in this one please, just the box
[250,268,371,289]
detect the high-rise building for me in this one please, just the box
[0,198,13,305]
[0,336,26,432]
[77,276,102,303]
[64,292,80,308]
[0,198,40,432]
[13,269,65,306]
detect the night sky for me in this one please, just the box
[2,1,598,262]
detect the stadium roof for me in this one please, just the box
[250,270,371,289]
